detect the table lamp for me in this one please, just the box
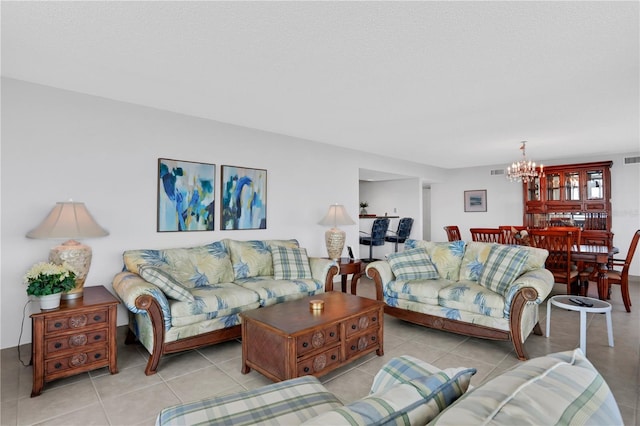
[318,204,355,260]
[26,201,109,299]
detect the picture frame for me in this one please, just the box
[157,158,215,232]
[464,189,487,212]
[220,165,267,230]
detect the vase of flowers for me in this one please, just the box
[24,262,77,311]
[359,201,369,215]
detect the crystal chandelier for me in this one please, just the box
[506,141,543,183]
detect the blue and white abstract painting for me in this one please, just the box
[221,165,267,230]
[158,158,215,232]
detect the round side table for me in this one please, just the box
[545,295,614,356]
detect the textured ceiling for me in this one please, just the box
[2,1,638,169]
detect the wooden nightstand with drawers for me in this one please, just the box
[30,285,119,397]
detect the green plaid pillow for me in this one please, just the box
[138,265,195,302]
[478,245,529,297]
[387,248,439,281]
[271,246,313,280]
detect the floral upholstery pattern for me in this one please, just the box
[438,281,505,318]
[405,239,466,281]
[226,239,299,279]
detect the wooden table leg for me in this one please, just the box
[597,262,610,301]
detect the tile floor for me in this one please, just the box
[2,277,638,426]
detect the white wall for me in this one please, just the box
[0,78,444,349]
[430,156,640,275]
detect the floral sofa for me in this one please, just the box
[156,349,622,425]
[113,239,338,375]
[363,240,554,360]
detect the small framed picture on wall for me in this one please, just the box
[464,189,487,212]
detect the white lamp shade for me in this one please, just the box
[26,202,109,239]
[318,204,355,227]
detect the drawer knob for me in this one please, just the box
[329,332,335,337]
[351,325,357,330]
[331,354,337,360]
[54,342,62,349]
[351,345,356,350]
[54,322,63,328]
[94,353,101,359]
[372,317,377,322]
[94,335,101,341]
[93,315,101,321]
[54,362,62,369]
[304,367,310,373]
[302,342,308,348]
[371,336,376,341]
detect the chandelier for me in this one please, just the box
[506,141,543,183]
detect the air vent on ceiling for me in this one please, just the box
[624,156,640,165]
[491,169,505,175]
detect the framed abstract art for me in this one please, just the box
[157,158,215,232]
[464,189,487,212]
[220,165,267,230]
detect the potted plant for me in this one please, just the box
[24,262,77,310]
[359,201,369,215]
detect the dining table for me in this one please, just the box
[570,244,619,301]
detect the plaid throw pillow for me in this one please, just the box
[387,248,439,281]
[138,265,195,302]
[271,246,313,280]
[478,245,529,297]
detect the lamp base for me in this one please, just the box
[49,240,91,300]
[325,228,345,260]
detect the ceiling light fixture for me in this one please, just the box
[506,141,543,183]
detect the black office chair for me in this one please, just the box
[359,218,390,263]
[385,217,414,252]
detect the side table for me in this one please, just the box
[30,285,119,397]
[330,258,363,293]
[545,295,613,356]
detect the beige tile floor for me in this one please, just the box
[2,277,638,426]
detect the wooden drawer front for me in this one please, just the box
[45,309,108,333]
[344,312,380,338]
[345,332,379,359]
[584,202,607,211]
[45,330,107,355]
[297,347,341,376]
[296,325,339,356]
[45,348,108,375]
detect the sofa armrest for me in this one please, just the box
[505,268,555,308]
[365,261,393,301]
[309,257,339,292]
[112,271,171,326]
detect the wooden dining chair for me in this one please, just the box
[529,229,580,295]
[443,226,462,242]
[605,229,639,312]
[470,228,504,243]
[499,226,527,245]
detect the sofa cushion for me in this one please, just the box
[387,248,439,281]
[302,367,476,426]
[370,355,446,393]
[138,265,195,302]
[157,375,342,426]
[405,240,466,281]
[227,239,299,279]
[385,278,450,306]
[430,349,623,425]
[123,242,234,287]
[235,276,323,306]
[478,244,528,297]
[438,281,505,318]
[271,246,313,280]
[459,241,493,281]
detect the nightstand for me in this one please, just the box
[30,285,119,397]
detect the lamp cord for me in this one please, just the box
[18,299,32,367]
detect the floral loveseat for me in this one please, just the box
[156,349,622,425]
[113,239,338,375]
[364,240,554,360]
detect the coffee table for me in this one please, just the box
[240,292,384,382]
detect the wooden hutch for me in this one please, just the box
[522,161,613,247]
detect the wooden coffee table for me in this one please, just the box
[240,292,384,382]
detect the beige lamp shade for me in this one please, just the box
[318,204,355,260]
[27,201,109,299]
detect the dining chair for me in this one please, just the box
[529,229,580,295]
[385,217,414,252]
[499,226,527,245]
[359,218,390,263]
[604,229,639,312]
[470,228,504,243]
[443,226,462,242]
